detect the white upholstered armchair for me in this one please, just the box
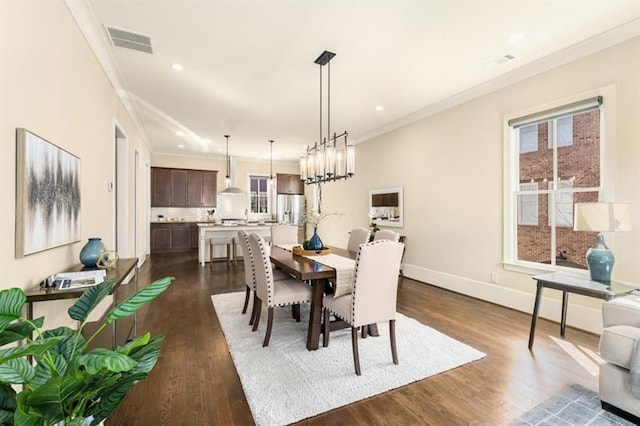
[322,240,405,375]
[599,293,640,420]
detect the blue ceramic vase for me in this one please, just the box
[308,227,323,251]
[79,237,106,267]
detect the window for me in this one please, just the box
[250,175,269,214]
[549,180,573,227]
[518,182,539,226]
[519,124,538,154]
[548,116,573,148]
[507,96,602,270]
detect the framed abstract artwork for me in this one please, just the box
[15,128,81,257]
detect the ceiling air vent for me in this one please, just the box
[106,26,153,54]
[492,54,515,65]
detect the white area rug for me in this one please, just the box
[211,292,486,425]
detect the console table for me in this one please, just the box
[25,258,139,348]
[528,271,638,350]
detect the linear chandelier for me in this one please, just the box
[300,50,355,185]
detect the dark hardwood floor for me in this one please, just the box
[107,253,599,425]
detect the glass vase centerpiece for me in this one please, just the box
[303,209,345,250]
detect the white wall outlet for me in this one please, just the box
[491,272,500,284]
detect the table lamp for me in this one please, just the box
[573,202,632,284]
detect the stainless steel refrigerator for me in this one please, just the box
[276,194,305,225]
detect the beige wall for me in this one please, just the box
[1,2,151,326]
[319,38,640,333]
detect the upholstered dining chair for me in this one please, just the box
[347,227,371,252]
[322,240,405,375]
[372,229,400,242]
[236,230,289,325]
[270,224,299,246]
[248,233,313,347]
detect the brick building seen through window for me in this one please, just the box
[517,109,600,269]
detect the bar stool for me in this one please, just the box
[209,237,234,268]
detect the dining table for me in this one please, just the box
[269,245,379,351]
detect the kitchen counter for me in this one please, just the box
[197,224,273,266]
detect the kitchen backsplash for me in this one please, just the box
[151,207,272,222]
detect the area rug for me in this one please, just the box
[211,292,486,425]
[509,384,636,426]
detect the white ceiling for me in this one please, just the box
[71,1,640,162]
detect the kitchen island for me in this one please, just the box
[197,223,272,266]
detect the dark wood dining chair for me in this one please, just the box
[322,240,405,375]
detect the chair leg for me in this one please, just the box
[292,304,301,322]
[323,308,330,347]
[263,307,274,347]
[249,293,258,326]
[390,319,398,365]
[352,326,361,376]
[252,298,262,331]
[361,325,368,339]
[242,286,251,314]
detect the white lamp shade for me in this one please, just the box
[573,202,632,232]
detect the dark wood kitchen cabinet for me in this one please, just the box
[151,168,172,206]
[150,223,200,253]
[152,167,217,207]
[150,223,172,252]
[276,173,304,194]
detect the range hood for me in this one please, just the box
[219,186,244,194]
[219,136,245,194]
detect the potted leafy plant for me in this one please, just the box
[0,275,174,425]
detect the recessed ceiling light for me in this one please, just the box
[375,105,384,111]
[178,144,184,148]
[198,138,211,145]
[508,33,524,44]
[171,63,184,71]
[176,130,185,137]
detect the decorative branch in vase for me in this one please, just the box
[302,209,345,250]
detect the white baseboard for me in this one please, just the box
[403,263,602,335]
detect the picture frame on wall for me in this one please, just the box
[369,186,403,228]
[15,128,81,257]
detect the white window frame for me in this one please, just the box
[519,124,539,154]
[249,175,271,214]
[502,89,611,274]
[548,179,574,227]
[556,116,573,148]
[517,182,539,226]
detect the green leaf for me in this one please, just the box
[106,277,174,324]
[32,354,68,387]
[0,383,17,422]
[0,408,13,425]
[15,390,45,426]
[68,280,115,323]
[116,333,150,356]
[0,317,44,347]
[24,375,85,422]
[40,327,85,361]
[0,358,35,384]
[0,289,26,333]
[128,335,164,375]
[76,349,136,375]
[0,337,62,363]
[86,372,147,424]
